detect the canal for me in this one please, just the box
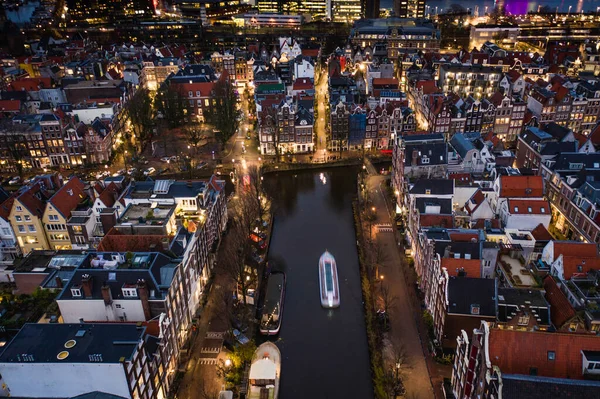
[264,167,373,399]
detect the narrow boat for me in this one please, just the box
[259,271,286,335]
[319,250,340,308]
[247,342,281,399]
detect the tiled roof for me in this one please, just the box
[0,99,20,112]
[8,77,52,91]
[419,214,453,228]
[372,78,398,87]
[465,189,485,215]
[552,242,600,279]
[16,182,47,218]
[531,223,553,241]
[415,80,439,94]
[543,276,576,329]
[98,182,119,208]
[507,199,550,215]
[488,328,600,379]
[499,175,544,198]
[441,258,481,278]
[98,231,169,253]
[0,196,15,222]
[49,177,86,219]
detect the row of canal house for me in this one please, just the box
[0,176,228,399]
[392,127,600,360]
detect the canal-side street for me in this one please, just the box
[176,164,440,399]
[364,160,445,399]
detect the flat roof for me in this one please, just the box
[0,323,145,364]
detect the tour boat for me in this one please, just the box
[259,271,286,335]
[247,342,281,399]
[319,251,340,308]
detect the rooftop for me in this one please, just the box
[447,277,496,317]
[0,323,146,364]
[120,203,175,226]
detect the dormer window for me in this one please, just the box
[514,207,519,213]
[71,288,82,297]
[470,304,480,315]
[122,288,137,298]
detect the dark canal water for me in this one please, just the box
[264,167,373,399]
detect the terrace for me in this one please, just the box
[496,244,537,287]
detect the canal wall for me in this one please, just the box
[261,158,362,175]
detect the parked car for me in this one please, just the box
[160,157,170,163]
[249,233,261,243]
[251,250,265,264]
[127,168,137,175]
[144,167,156,176]
[196,161,207,169]
[8,176,21,185]
[232,329,250,345]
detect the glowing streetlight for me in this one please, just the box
[225,358,232,367]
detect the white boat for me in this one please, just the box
[248,342,281,399]
[319,251,340,308]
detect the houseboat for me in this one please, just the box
[248,342,281,399]
[259,271,286,335]
[319,250,340,308]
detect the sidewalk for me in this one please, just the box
[176,239,234,399]
[364,162,440,399]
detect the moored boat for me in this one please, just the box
[259,271,286,335]
[248,342,281,399]
[319,250,340,308]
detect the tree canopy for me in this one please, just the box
[204,77,240,148]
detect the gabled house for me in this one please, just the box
[541,241,600,281]
[490,174,544,214]
[500,198,551,230]
[449,132,495,175]
[0,195,21,271]
[543,275,585,332]
[452,321,600,399]
[9,182,51,254]
[463,189,494,225]
[42,177,87,250]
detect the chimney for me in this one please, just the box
[54,276,63,289]
[137,279,152,320]
[412,150,418,166]
[81,274,93,298]
[100,208,118,235]
[161,237,170,251]
[101,283,112,305]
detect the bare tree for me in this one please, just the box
[379,284,398,314]
[245,165,266,222]
[367,240,389,281]
[204,76,240,149]
[127,88,154,155]
[220,191,260,306]
[184,125,205,155]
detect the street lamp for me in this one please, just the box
[372,206,376,213]
[225,358,232,367]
